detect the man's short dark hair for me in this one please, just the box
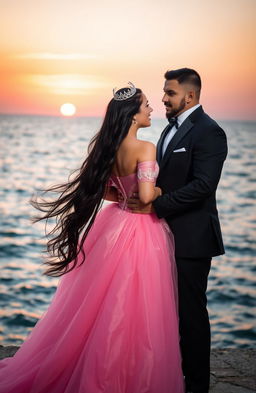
[164,68,201,97]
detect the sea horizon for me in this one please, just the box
[0,112,256,123]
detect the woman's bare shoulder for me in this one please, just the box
[136,140,156,161]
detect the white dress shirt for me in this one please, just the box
[162,104,201,157]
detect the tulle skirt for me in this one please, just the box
[0,203,184,393]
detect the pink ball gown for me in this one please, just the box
[0,160,184,393]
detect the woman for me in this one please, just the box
[0,83,184,393]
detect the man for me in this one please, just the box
[130,68,228,393]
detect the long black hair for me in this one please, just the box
[31,87,142,277]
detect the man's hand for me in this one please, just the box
[126,193,155,214]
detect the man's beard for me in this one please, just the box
[165,97,186,121]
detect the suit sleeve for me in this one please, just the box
[153,125,228,218]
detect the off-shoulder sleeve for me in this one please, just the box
[137,160,159,183]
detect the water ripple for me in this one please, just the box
[0,115,255,347]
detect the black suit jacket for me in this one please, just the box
[153,106,228,258]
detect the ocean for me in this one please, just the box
[0,114,255,348]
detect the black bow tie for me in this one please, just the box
[168,117,179,129]
[161,117,179,145]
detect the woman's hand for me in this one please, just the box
[154,187,162,198]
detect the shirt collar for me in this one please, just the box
[177,104,201,127]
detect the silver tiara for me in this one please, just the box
[113,82,136,101]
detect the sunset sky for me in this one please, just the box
[0,0,255,119]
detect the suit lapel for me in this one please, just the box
[159,105,204,170]
[156,124,170,163]
[160,118,193,169]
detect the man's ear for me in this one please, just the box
[185,89,195,104]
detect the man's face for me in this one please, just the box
[162,79,187,120]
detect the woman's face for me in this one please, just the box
[135,94,153,128]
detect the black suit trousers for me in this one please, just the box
[176,257,211,393]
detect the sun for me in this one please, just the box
[60,103,76,116]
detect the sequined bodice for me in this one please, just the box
[107,160,159,210]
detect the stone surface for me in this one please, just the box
[0,346,255,392]
[210,349,256,393]
[0,345,19,360]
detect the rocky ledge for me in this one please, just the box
[0,346,255,392]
